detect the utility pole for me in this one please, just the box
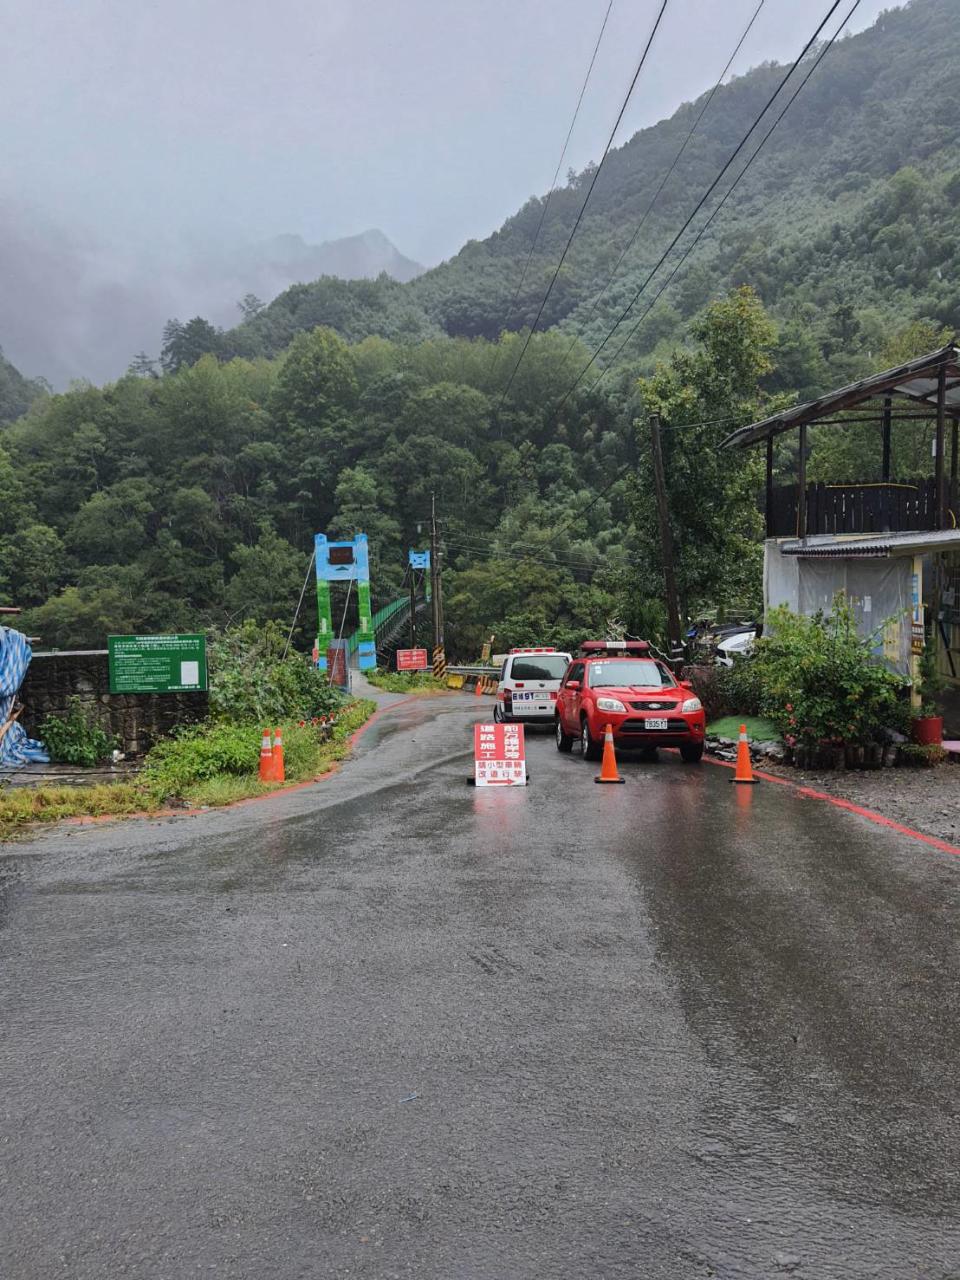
[430,493,446,678]
[649,413,683,663]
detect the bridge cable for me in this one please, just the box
[282,549,316,660]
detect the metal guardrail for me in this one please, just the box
[448,665,499,678]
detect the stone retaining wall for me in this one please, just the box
[19,650,208,756]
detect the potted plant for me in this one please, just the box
[912,639,944,746]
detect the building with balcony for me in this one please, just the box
[721,341,960,700]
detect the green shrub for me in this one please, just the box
[207,621,343,724]
[685,658,763,721]
[140,705,376,800]
[365,669,444,693]
[140,721,259,796]
[916,641,946,716]
[39,698,117,766]
[753,597,909,747]
[716,656,764,717]
[683,665,727,721]
[898,742,946,767]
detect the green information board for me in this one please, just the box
[108,634,208,694]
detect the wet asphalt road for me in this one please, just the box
[2,694,960,1279]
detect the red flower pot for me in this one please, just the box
[912,715,943,746]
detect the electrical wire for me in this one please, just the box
[443,540,627,584]
[498,0,671,407]
[581,0,863,394]
[551,0,851,411]
[443,538,608,573]
[514,412,732,551]
[495,0,615,352]
[564,0,767,352]
[442,412,738,579]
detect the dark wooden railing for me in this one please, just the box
[767,479,941,537]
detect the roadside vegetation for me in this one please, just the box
[364,669,446,694]
[0,626,376,840]
[692,596,910,753]
[0,704,375,842]
[39,697,117,765]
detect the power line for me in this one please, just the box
[552,0,851,411]
[584,0,863,393]
[444,543,608,576]
[498,0,671,407]
[444,413,740,577]
[444,538,610,573]
[495,0,615,351]
[564,0,767,353]
[443,539,633,583]
[523,412,733,546]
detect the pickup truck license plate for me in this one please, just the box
[645,718,669,730]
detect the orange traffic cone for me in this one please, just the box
[730,723,758,785]
[272,726,285,783]
[595,723,625,784]
[259,728,274,782]
[474,677,484,697]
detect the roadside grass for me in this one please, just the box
[0,700,376,842]
[0,782,158,841]
[707,714,781,741]
[181,701,375,806]
[364,669,446,694]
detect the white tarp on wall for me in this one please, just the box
[763,541,912,676]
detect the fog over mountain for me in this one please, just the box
[1,0,890,388]
[0,207,421,388]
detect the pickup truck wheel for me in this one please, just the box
[581,718,603,762]
[555,715,574,753]
[493,703,504,723]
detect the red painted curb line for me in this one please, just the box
[66,694,428,828]
[702,752,960,858]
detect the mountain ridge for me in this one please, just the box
[222,0,959,392]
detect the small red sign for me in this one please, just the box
[473,722,527,787]
[397,648,429,671]
[327,645,348,688]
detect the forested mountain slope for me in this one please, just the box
[3,0,958,656]
[221,0,959,395]
[0,349,45,424]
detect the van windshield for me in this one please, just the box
[587,660,673,688]
[510,655,570,680]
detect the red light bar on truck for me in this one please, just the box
[509,647,556,654]
[579,640,651,656]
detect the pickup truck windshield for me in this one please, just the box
[587,660,674,688]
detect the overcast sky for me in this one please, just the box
[1,0,893,382]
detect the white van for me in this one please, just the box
[494,648,572,724]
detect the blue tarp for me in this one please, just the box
[0,626,49,766]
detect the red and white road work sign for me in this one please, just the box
[396,648,429,671]
[474,722,527,786]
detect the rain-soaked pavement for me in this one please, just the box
[2,693,960,1279]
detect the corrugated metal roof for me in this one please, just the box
[722,342,960,449]
[778,529,960,558]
